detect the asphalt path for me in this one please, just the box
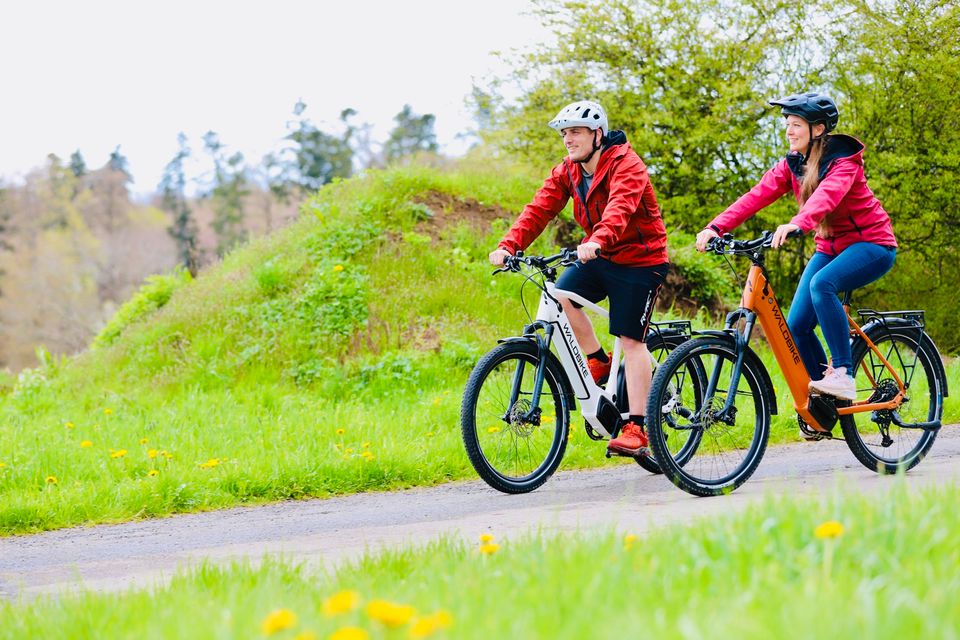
[2,426,958,601]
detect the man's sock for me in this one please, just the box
[587,349,609,363]
[629,414,645,427]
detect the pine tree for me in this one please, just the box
[161,133,199,276]
[383,104,438,164]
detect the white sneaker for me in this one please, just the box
[808,366,856,401]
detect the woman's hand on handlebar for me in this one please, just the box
[696,228,719,252]
[489,248,512,267]
[576,241,601,263]
[771,223,801,249]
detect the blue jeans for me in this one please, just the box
[787,243,896,379]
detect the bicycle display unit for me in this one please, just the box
[644,232,948,496]
[459,249,699,493]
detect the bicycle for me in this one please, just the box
[645,231,949,497]
[460,249,703,493]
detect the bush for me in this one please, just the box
[93,268,193,348]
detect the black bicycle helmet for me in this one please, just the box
[769,92,839,133]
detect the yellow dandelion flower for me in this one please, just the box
[261,608,297,635]
[814,520,845,539]
[110,449,127,459]
[293,632,318,640]
[409,610,454,639]
[333,264,345,273]
[336,428,345,435]
[199,458,220,469]
[334,443,343,450]
[161,450,173,459]
[65,421,75,429]
[432,397,441,406]
[479,543,500,555]
[45,475,58,485]
[147,449,159,459]
[0,462,6,469]
[623,534,637,551]
[80,440,93,448]
[322,590,361,616]
[103,408,113,416]
[148,470,159,477]
[362,442,370,449]
[345,448,354,454]
[329,628,369,640]
[425,432,434,437]
[541,415,555,423]
[366,600,416,628]
[139,438,149,445]
[487,426,501,434]
[479,533,494,543]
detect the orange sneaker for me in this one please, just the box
[607,421,650,457]
[587,352,612,385]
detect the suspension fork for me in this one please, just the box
[705,310,757,420]
[505,322,555,422]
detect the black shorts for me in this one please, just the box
[555,259,668,341]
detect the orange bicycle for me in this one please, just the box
[645,232,949,496]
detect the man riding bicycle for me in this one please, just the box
[489,100,669,457]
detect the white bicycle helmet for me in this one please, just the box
[548,101,608,134]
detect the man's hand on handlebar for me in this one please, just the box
[696,228,719,253]
[771,223,801,249]
[577,241,601,263]
[489,248,512,267]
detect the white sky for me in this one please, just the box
[0,0,549,196]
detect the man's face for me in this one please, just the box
[560,127,598,162]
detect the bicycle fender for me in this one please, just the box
[496,336,577,403]
[858,322,949,398]
[688,331,780,415]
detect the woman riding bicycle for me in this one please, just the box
[696,92,897,401]
[489,100,669,457]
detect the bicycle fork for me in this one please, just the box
[505,323,556,425]
[703,310,758,424]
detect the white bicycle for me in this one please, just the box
[460,249,704,493]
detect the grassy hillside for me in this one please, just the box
[0,159,614,534]
[0,159,956,535]
[3,483,956,638]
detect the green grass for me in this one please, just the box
[2,483,957,639]
[0,159,957,535]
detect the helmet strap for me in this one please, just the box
[576,129,604,165]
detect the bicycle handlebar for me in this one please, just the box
[493,247,584,275]
[705,229,803,255]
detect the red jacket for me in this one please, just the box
[498,131,669,266]
[707,135,896,255]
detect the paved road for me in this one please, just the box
[2,427,958,601]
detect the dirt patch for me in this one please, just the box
[411,192,513,241]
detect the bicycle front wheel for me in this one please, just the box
[460,341,571,493]
[840,327,944,474]
[646,336,771,496]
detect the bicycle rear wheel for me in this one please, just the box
[646,336,771,496]
[461,341,571,493]
[618,333,702,474]
[840,327,944,473]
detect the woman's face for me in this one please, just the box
[784,115,825,153]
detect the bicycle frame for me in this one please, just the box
[734,263,912,433]
[518,281,622,438]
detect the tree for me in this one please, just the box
[824,0,960,350]
[161,133,199,276]
[286,100,353,193]
[383,104,438,163]
[69,150,87,178]
[203,131,249,256]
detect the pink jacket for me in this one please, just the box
[707,135,897,255]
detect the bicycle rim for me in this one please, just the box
[841,329,941,472]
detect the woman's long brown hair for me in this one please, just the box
[800,134,830,236]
